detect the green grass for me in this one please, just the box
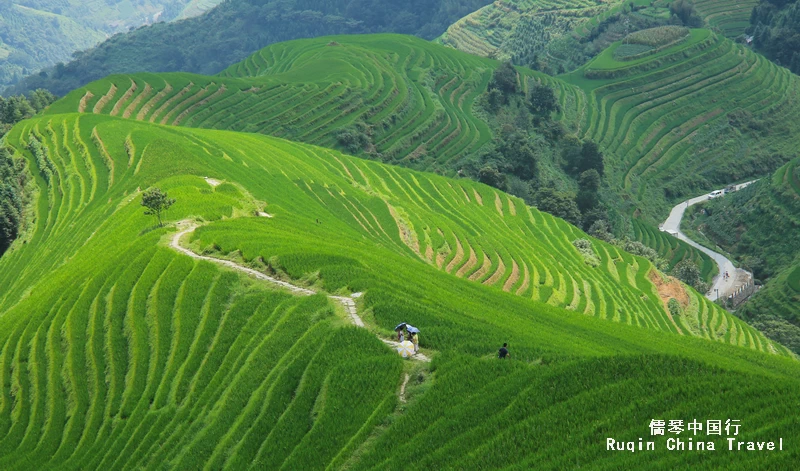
[0,111,797,467]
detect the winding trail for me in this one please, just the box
[660,181,756,301]
[171,221,430,361]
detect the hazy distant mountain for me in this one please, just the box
[6,0,492,96]
[0,0,223,89]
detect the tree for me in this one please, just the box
[579,140,605,176]
[486,88,503,113]
[671,259,704,291]
[588,219,614,242]
[497,133,538,181]
[534,187,581,226]
[28,89,56,112]
[670,0,702,27]
[0,147,24,256]
[576,169,601,213]
[141,188,175,227]
[527,83,559,119]
[489,61,518,96]
[560,136,582,174]
[478,166,507,190]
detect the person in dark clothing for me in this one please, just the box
[498,343,510,359]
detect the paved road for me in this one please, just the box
[661,181,756,301]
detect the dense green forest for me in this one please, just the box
[0,1,223,89]
[8,0,492,96]
[0,88,55,255]
[748,0,800,74]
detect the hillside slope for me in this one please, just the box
[53,32,800,222]
[439,0,636,71]
[45,35,557,171]
[47,32,793,287]
[439,0,757,73]
[0,112,796,467]
[564,29,800,219]
[693,0,758,36]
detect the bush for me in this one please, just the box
[478,166,507,190]
[668,298,682,318]
[671,259,707,293]
[535,187,581,226]
[489,61,518,96]
[573,238,601,267]
[618,238,668,270]
[335,125,370,154]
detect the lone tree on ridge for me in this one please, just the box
[141,187,175,227]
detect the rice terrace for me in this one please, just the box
[0,0,799,469]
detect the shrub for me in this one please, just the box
[671,259,706,293]
[668,298,682,318]
[489,61,518,96]
[573,238,600,267]
[335,125,370,154]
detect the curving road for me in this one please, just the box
[660,181,756,301]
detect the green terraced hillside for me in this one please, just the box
[438,0,637,70]
[0,111,797,468]
[565,29,800,218]
[47,35,496,169]
[53,31,800,224]
[43,31,786,288]
[693,0,758,37]
[438,0,754,71]
[46,35,582,172]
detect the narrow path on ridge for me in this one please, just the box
[660,181,756,301]
[170,221,431,361]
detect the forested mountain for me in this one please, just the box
[749,0,800,74]
[7,0,492,96]
[0,1,223,89]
